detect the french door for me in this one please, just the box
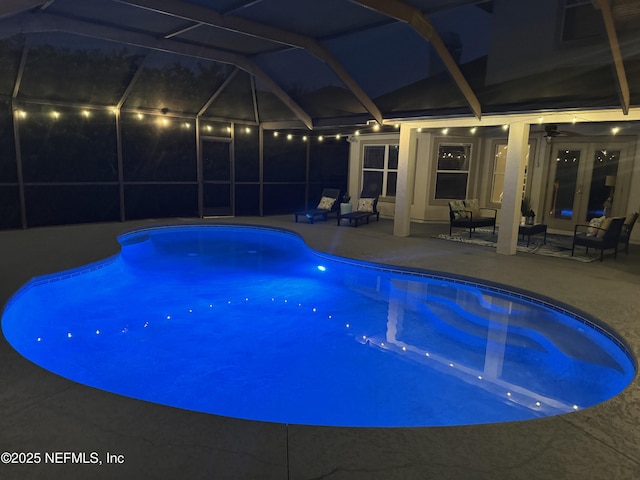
[544,141,627,231]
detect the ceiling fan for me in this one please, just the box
[531,124,583,143]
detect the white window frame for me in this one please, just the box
[434,142,472,200]
[362,143,398,198]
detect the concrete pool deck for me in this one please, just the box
[1,216,639,479]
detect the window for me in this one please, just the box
[491,145,508,203]
[434,144,470,200]
[490,143,531,204]
[362,144,398,197]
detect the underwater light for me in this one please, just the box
[317,265,326,272]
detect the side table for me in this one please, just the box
[518,223,547,247]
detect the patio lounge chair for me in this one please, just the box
[448,199,497,237]
[620,212,639,254]
[571,216,625,261]
[337,193,379,227]
[294,188,341,224]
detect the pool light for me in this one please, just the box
[317,265,326,272]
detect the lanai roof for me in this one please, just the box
[1,0,640,131]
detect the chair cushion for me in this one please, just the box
[449,200,468,219]
[317,196,336,210]
[465,199,481,218]
[624,212,638,225]
[357,197,375,213]
[588,216,605,236]
[596,217,613,238]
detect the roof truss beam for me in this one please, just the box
[115,0,384,125]
[0,0,47,19]
[351,0,482,120]
[594,0,630,115]
[8,11,313,129]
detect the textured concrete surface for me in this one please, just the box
[1,216,639,479]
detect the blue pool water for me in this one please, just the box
[1,225,635,427]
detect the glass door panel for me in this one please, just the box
[545,145,588,231]
[551,149,581,220]
[587,149,619,220]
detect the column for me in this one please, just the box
[393,124,418,237]
[497,121,530,255]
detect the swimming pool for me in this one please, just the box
[1,225,634,427]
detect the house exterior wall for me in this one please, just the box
[484,0,614,86]
[348,127,640,245]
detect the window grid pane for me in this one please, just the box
[363,145,385,169]
[435,144,471,200]
[362,144,398,198]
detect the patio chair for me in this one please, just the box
[448,199,497,237]
[571,216,625,261]
[294,188,341,224]
[337,193,379,227]
[619,212,639,254]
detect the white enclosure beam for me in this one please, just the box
[116,0,384,125]
[0,1,46,19]
[352,0,482,120]
[595,0,630,115]
[9,12,313,129]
